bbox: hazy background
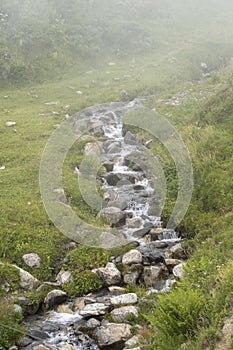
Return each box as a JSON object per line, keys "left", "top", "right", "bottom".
{"left": 1, "top": 0, "right": 233, "bottom": 86}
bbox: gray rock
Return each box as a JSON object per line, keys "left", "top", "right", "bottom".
{"left": 107, "top": 198, "right": 128, "bottom": 210}
{"left": 102, "top": 161, "right": 114, "bottom": 172}
{"left": 120, "top": 90, "right": 129, "bottom": 101}
{"left": 44, "top": 290, "right": 67, "bottom": 309}
{"left": 92, "top": 262, "right": 121, "bottom": 286}
{"left": 110, "top": 306, "right": 138, "bottom": 322}
{"left": 56, "top": 270, "right": 72, "bottom": 285}
{"left": 127, "top": 217, "right": 142, "bottom": 228}
{"left": 85, "top": 318, "right": 101, "bottom": 329}
{"left": 123, "top": 271, "right": 140, "bottom": 285}
{"left": 110, "top": 293, "right": 138, "bottom": 305}
{"left": 23, "top": 253, "right": 41, "bottom": 268}
{"left": 105, "top": 173, "right": 122, "bottom": 186}
{"left": 168, "top": 243, "right": 186, "bottom": 259}
{"left": 14, "top": 266, "right": 40, "bottom": 290}
{"left": 124, "top": 131, "right": 137, "bottom": 145}
{"left": 143, "top": 265, "right": 169, "bottom": 287}
{"left": 139, "top": 243, "right": 165, "bottom": 263}
{"left": 173, "top": 263, "right": 186, "bottom": 278}
{"left": 98, "top": 207, "right": 126, "bottom": 227}
{"left": 133, "top": 227, "right": 151, "bottom": 238}
{"left": 79, "top": 303, "right": 110, "bottom": 317}
{"left": 122, "top": 250, "right": 142, "bottom": 265}
{"left": 93, "top": 322, "right": 131, "bottom": 347}
{"left": 124, "top": 336, "right": 140, "bottom": 348}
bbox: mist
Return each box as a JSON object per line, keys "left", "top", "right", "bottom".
{"left": 1, "top": 0, "right": 233, "bottom": 85}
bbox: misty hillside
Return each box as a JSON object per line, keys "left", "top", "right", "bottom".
{"left": 1, "top": 1, "right": 233, "bottom": 350}
{"left": 1, "top": 0, "right": 233, "bottom": 85}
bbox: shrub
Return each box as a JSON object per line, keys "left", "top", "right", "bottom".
{"left": 63, "top": 270, "right": 102, "bottom": 297}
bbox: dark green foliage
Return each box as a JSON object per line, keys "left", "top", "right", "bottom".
{"left": 63, "top": 270, "right": 102, "bottom": 297}
{"left": 0, "top": 264, "right": 20, "bottom": 295}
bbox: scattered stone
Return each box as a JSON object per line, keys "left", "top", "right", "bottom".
{"left": 98, "top": 207, "right": 126, "bottom": 227}
{"left": 23, "top": 253, "right": 41, "bottom": 268}
{"left": 165, "top": 258, "right": 182, "bottom": 269}
{"left": 139, "top": 243, "right": 165, "bottom": 263}
{"left": 124, "top": 131, "right": 137, "bottom": 145}
{"left": 85, "top": 318, "right": 101, "bottom": 329}
{"left": 122, "top": 250, "right": 142, "bottom": 265}
{"left": 44, "top": 290, "right": 67, "bottom": 309}
{"left": 13, "top": 266, "right": 40, "bottom": 290}
{"left": 145, "top": 139, "right": 153, "bottom": 148}
{"left": 110, "top": 306, "right": 138, "bottom": 322}
{"left": 124, "top": 336, "right": 140, "bottom": 348}
{"left": 6, "top": 121, "right": 16, "bottom": 127}
{"left": 168, "top": 243, "right": 187, "bottom": 259}
{"left": 128, "top": 217, "right": 142, "bottom": 228}
{"left": 133, "top": 227, "right": 151, "bottom": 239}
{"left": 92, "top": 262, "right": 121, "bottom": 286}
{"left": 102, "top": 161, "right": 114, "bottom": 172}
{"left": 143, "top": 265, "right": 169, "bottom": 287}
{"left": 79, "top": 302, "right": 110, "bottom": 317}
{"left": 124, "top": 271, "right": 140, "bottom": 285}
{"left": 110, "top": 293, "right": 138, "bottom": 306}
{"left": 107, "top": 198, "right": 128, "bottom": 210}
{"left": 108, "top": 286, "right": 126, "bottom": 293}
{"left": 0, "top": 166, "right": 6, "bottom": 170}
{"left": 173, "top": 263, "right": 186, "bottom": 278}
{"left": 93, "top": 322, "right": 131, "bottom": 347}
{"left": 56, "top": 269, "right": 73, "bottom": 285}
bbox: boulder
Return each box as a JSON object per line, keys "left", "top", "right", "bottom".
{"left": 110, "top": 293, "right": 138, "bottom": 306}
{"left": 173, "top": 263, "right": 186, "bottom": 278}
{"left": 124, "top": 131, "right": 137, "bottom": 145}
{"left": 139, "top": 243, "right": 165, "bottom": 264}
{"left": 123, "top": 271, "right": 140, "bottom": 285}
{"left": 127, "top": 217, "right": 142, "bottom": 228}
{"left": 107, "top": 198, "right": 128, "bottom": 210}
{"left": 93, "top": 322, "right": 131, "bottom": 347}
{"left": 98, "top": 207, "right": 126, "bottom": 227}
{"left": 143, "top": 265, "right": 169, "bottom": 287}
{"left": 110, "top": 306, "right": 138, "bottom": 322}
{"left": 122, "top": 250, "right": 142, "bottom": 265}
{"left": 22, "top": 253, "right": 41, "bottom": 268}
{"left": 133, "top": 227, "right": 151, "bottom": 239}
{"left": 168, "top": 243, "right": 186, "bottom": 260}
{"left": 79, "top": 303, "right": 110, "bottom": 317}
{"left": 92, "top": 262, "right": 121, "bottom": 286}
{"left": 44, "top": 290, "right": 67, "bottom": 309}
{"left": 6, "top": 121, "right": 16, "bottom": 127}
{"left": 85, "top": 318, "right": 101, "bottom": 329}
{"left": 56, "top": 270, "right": 72, "bottom": 285}
{"left": 14, "top": 266, "right": 40, "bottom": 290}
{"left": 102, "top": 161, "right": 114, "bottom": 172}
{"left": 124, "top": 336, "right": 140, "bottom": 348}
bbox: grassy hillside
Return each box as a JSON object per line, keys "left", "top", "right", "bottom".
{"left": 1, "top": 0, "right": 233, "bottom": 348}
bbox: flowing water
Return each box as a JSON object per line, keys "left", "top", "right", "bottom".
{"left": 21, "top": 99, "right": 181, "bottom": 349}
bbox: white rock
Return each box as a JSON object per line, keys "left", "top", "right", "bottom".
{"left": 122, "top": 250, "right": 142, "bottom": 265}
{"left": 0, "top": 166, "right": 5, "bottom": 170}
{"left": 86, "top": 318, "right": 101, "bottom": 329}
{"left": 110, "top": 306, "right": 138, "bottom": 322}
{"left": 14, "top": 266, "right": 40, "bottom": 290}
{"left": 110, "top": 293, "right": 138, "bottom": 306}
{"left": 92, "top": 262, "right": 121, "bottom": 286}
{"left": 93, "top": 323, "right": 131, "bottom": 347}
{"left": 56, "top": 270, "right": 72, "bottom": 285}
{"left": 23, "top": 253, "right": 41, "bottom": 268}
{"left": 124, "top": 335, "right": 140, "bottom": 348}
{"left": 6, "top": 121, "right": 16, "bottom": 127}
{"left": 79, "top": 303, "right": 110, "bottom": 317}
{"left": 173, "top": 263, "right": 186, "bottom": 278}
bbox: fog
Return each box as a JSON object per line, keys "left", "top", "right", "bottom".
{"left": 1, "top": 0, "right": 233, "bottom": 85}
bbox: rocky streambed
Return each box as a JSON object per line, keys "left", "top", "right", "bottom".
{"left": 17, "top": 99, "right": 187, "bottom": 350}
